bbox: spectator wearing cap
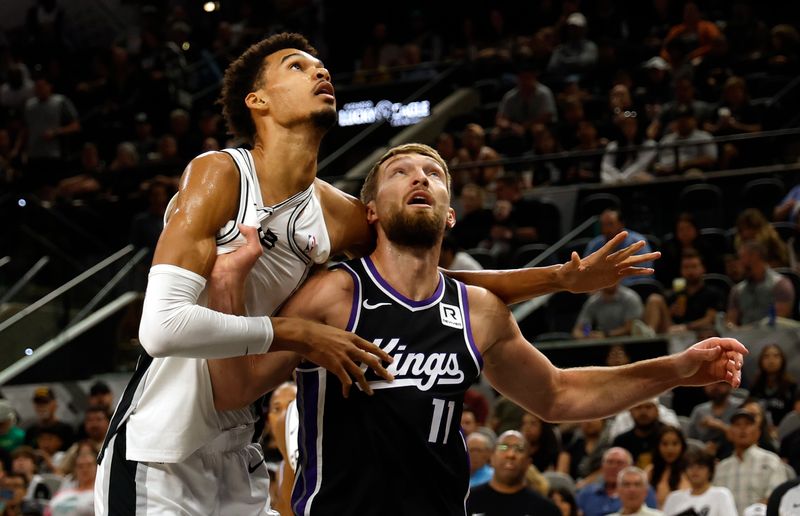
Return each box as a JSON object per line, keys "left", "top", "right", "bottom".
{"left": 654, "top": 103, "right": 717, "bottom": 175}
{"left": 25, "top": 387, "right": 73, "bottom": 451}
{"left": 0, "top": 400, "right": 24, "bottom": 454}
{"left": 714, "top": 409, "right": 789, "bottom": 514}
{"left": 634, "top": 57, "right": 672, "bottom": 112}
{"left": 547, "top": 13, "right": 598, "bottom": 78}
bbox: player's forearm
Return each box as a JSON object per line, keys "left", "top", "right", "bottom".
{"left": 138, "top": 264, "right": 272, "bottom": 359}
{"left": 444, "top": 266, "right": 563, "bottom": 305}
{"left": 546, "top": 355, "right": 681, "bottom": 421}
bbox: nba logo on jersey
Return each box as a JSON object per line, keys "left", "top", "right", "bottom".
{"left": 439, "top": 303, "right": 463, "bottom": 329}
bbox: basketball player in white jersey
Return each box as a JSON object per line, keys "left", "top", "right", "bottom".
{"left": 95, "top": 32, "right": 658, "bottom": 515}
{"left": 208, "top": 144, "right": 747, "bottom": 515}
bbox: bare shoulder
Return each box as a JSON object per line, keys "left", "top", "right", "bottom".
{"left": 464, "top": 284, "right": 517, "bottom": 355}
{"left": 279, "top": 266, "right": 355, "bottom": 326}
{"left": 181, "top": 151, "right": 239, "bottom": 189}
{"left": 314, "top": 178, "right": 373, "bottom": 257}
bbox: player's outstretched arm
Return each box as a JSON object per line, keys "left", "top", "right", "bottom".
{"left": 445, "top": 231, "right": 660, "bottom": 305}
{"left": 471, "top": 286, "right": 746, "bottom": 422}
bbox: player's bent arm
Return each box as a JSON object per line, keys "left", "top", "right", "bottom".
{"left": 473, "top": 287, "right": 746, "bottom": 422}
{"left": 315, "top": 179, "right": 375, "bottom": 258}
{"left": 139, "top": 152, "right": 273, "bottom": 359}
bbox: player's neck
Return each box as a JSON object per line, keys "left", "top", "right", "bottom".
{"left": 251, "top": 123, "right": 323, "bottom": 204}
{"left": 370, "top": 237, "right": 442, "bottom": 301}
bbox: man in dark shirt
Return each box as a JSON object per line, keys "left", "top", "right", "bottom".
{"left": 644, "top": 250, "right": 723, "bottom": 334}
{"left": 612, "top": 399, "right": 663, "bottom": 469}
{"left": 24, "top": 387, "right": 74, "bottom": 451}
{"left": 468, "top": 430, "right": 560, "bottom": 516}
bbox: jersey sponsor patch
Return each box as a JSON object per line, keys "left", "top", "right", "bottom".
{"left": 439, "top": 303, "right": 463, "bottom": 329}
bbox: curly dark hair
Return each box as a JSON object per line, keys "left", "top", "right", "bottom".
{"left": 218, "top": 33, "right": 318, "bottom": 143}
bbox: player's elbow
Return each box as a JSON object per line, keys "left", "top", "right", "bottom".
{"left": 138, "top": 308, "right": 184, "bottom": 358}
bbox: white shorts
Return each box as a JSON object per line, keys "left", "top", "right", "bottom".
{"left": 95, "top": 422, "right": 277, "bottom": 515}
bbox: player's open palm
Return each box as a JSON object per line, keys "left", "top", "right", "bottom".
{"left": 276, "top": 318, "right": 394, "bottom": 398}
{"left": 675, "top": 337, "right": 748, "bottom": 387}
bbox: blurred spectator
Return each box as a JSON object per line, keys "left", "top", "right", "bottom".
{"left": 657, "top": 213, "right": 722, "bottom": 285}
{"left": 131, "top": 112, "right": 156, "bottom": 159}
{"left": 654, "top": 105, "right": 717, "bottom": 175}
{"left": 634, "top": 57, "right": 672, "bottom": 114}
{"left": 547, "top": 13, "right": 598, "bottom": 78}
{"left": 660, "top": 2, "right": 722, "bottom": 65}
{"left": 714, "top": 409, "right": 789, "bottom": 514}
{"left": 726, "top": 241, "right": 794, "bottom": 328}
{"left": 494, "top": 175, "right": 548, "bottom": 245}
{"left": 564, "top": 120, "right": 603, "bottom": 184}
{"left": 555, "top": 95, "right": 585, "bottom": 151}
{"left": 494, "top": 61, "right": 557, "bottom": 151}
{"left": 25, "top": 388, "right": 73, "bottom": 452}
{"left": 21, "top": 75, "right": 80, "bottom": 198}
{"left": 609, "top": 466, "right": 663, "bottom": 516}
{"left": 148, "top": 134, "right": 180, "bottom": 168}
{"left": 576, "top": 447, "right": 657, "bottom": 516}
{"left": 357, "top": 22, "right": 401, "bottom": 80}
{"left": 451, "top": 183, "right": 492, "bottom": 251}
{"left": 440, "top": 234, "right": 482, "bottom": 271}
{"left": 86, "top": 382, "right": 112, "bottom": 414}
{"left": 644, "top": 250, "right": 724, "bottom": 334}
{"left": 734, "top": 209, "right": 789, "bottom": 268}
{"left": 25, "top": 0, "right": 65, "bottom": 63}
{"left": 0, "top": 472, "right": 39, "bottom": 516}
{"left": 749, "top": 345, "right": 797, "bottom": 428}
{"left": 11, "top": 446, "right": 50, "bottom": 502}
{"left": 520, "top": 413, "right": 561, "bottom": 473}
{"left": 738, "top": 398, "right": 779, "bottom": 454}
{"left": 55, "top": 142, "right": 104, "bottom": 201}
{"left": 598, "top": 84, "right": 638, "bottom": 139}
{"left": 44, "top": 451, "right": 95, "bottom": 516}
{"left": 773, "top": 184, "right": 800, "bottom": 224}
{"left": 32, "top": 427, "right": 63, "bottom": 475}
{"left": 662, "top": 447, "right": 737, "bottom": 516}
{"left": 491, "top": 396, "right": 525, "bottom": 436}
{"left": 693, "top": 35, "right": 734, "bottom": 102}
{"left": 608, "top": 401, "right": 680, "bottom": 442}
{"left": 649, "top": 77, "right": 712, "bottom": 140}
{"left": 461, "top": 406, "right": 479, "bottom": 436}
{"left": 109, "top": 142, "right": 139, "bottom": 173}
{"left": 129, "top": 178, "right": 174, "bottom": 267}
{"left": 168, "top": 108, "right": 199, "bottom": 161}
{"left": 0, "top": 64, "right": 35, "bottom": 113}
{"left": 548, "top": 486, "right": 579, "bottom": 516}
{"left": 467, "top": 432, "right": 494, "bottom": 488}
{"left": 467, "top": 430, "right": 561, "bottom": 516}
{"left": 61, "top": 407, "right": 108, "bottom": 476}
{"left": 529, "top": 126, "right": 567, "bottom": 186}
{"left": 583, "top": 209, "right": 654, "bottom": 285}
{"left": 452, "top": 123, "right": 502, "bottom": 187}
{"left": 703, "top": 77, "right": 763, "bottom": 168}
{"left": 571, "top": 284, "right": 644, "bottom": 339}
{"left": 612, "top": 399, "right": 664, "bottom": 469}
{"left": 646, "top": 426, "right": 689, "bottom": 508}
{"left": 0, "top": 401, "right": 24, "bottom": 454}
{"left": 558, "top": 419, "right": 609, "bottom": 483}
{"left": 600, "top": 112, "right": 656, "bottom": 184}
{"left": 766, "top": 24, "right": 800, "bottom": 75}
{"left": 687, "top": 382, "right": 739, "bottom": 457}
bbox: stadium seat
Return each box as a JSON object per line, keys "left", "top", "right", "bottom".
{"left": 741, "top": 177, "right": 785, "bottom": 219}
{"left": 698, "top": 227, "right": 733, "bottom": 255}
{"left": 627, "top": 278, "right": 665, "bottom": 303}
{"left": 702, "top": 273, "right": 735, "bottom": 306}
{"left": 511, "top": 243, "right": 556, "bottom": 269}
{"left": 772, "top": 221, "right": 799, "bottom": 243}
{"left": 545, "top": 291, "right": 587, "bottom": 333}
{"left": 678, "top": 184, "right": 725, "bottom": 229}
{"left": 578, "top": 193, "right": 621, "bottom": 221}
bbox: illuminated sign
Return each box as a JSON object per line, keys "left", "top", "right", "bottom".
{"left": 338, "top": 100, "right": 431, "bottom": 127}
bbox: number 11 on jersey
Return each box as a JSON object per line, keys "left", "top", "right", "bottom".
{"left": 428, "top": 398, "right": 456, "bottom": 444}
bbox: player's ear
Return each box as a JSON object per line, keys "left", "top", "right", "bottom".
{"left": 245, "top": 91, "right": 268, "bottom": 113}
{"left": 365, "top": 200, "right": 378, "bottom": 224}
{"left": 446, "top": 207, "right": 456, "bottom": 229}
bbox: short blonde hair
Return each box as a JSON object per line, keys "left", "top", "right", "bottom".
{"left": 360, "top": 143, "right": 451, "bottom": 204}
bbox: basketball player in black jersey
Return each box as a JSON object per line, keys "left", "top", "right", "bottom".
{"left": 209, "top": 143, "right": 747, "bottom": 515}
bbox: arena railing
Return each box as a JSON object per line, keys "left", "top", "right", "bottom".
{"left": 0, "top": 246, "right": 147, "bottom": 381}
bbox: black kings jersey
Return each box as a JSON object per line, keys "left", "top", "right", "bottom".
{"left": 292, "top": 256, "right": 483, "bottom": 516}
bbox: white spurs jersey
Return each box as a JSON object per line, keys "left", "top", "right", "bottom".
{"left": 121, "top": 148, "right": 331, "bottom": 463}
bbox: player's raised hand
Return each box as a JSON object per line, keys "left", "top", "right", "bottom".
{"left": 558, "top": 231, "right": 661, "bottom": 293}
{"left": 272, "top": 317, "right": 394, "bottom": 398}
{"left": 674, "top": 337, "right": 748, "bottom": 387}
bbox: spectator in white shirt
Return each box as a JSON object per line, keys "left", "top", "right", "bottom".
{"left": 713, "top": 409, "right": 789, "bottom": 514}
{"left": 654, "top": 104, "right": 717, "bottom": 175}
{"left": 662, "top": 447, "right": 737, "bottom": 516}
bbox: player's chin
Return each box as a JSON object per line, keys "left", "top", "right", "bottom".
{"left": 310, "top": 106, "right": 337, "bottom": 130}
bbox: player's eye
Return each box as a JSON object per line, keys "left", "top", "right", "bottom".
{"left": 290, "top": 62, "right": 302, "bottom": 70}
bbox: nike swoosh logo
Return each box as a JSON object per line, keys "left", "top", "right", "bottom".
{"left": 362, "top": 299, "right": 391, "bottom": 310}
{"left": 248, "top": 458, "right": 265, "bottom": 474}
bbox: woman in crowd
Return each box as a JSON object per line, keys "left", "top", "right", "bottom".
{"left": 45, "top": 452, "right": 96, "bottom": 516}
{"left": 734, "top": 208, "right": 789, "bottom": 267}
{"left": 521, "top": 412, "right": 562, "bottom": 472}
{"left": 647, "top": 425, "right": 690, "bottom": 508}
{"left": 600, "top": 111, "right": 656, "bottom": 184}
{"left": 748, "top": 344, "right": 797, "bottom": 427}
{"left": 549, "top": 486, "right": 579, "bottom": 516}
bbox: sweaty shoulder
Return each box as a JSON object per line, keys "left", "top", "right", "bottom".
{"left": 314, "top": 178, "right": 373, "bottom": 257}
{"left": 279, "top": 266, "right": 355, "bottom": 329}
